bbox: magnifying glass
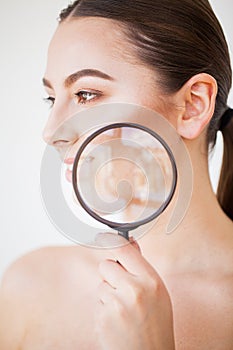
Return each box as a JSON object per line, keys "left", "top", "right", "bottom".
{"left": 41, "top": 103, "right": 193, "bottom": 247}
{"left": 72, "top": 122, "right": 177, "bottom": 240}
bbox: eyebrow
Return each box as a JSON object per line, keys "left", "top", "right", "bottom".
{"left": 42, "top": 69, "right": 115, "bottom": 89}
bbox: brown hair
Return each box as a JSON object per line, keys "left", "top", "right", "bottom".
{"left": 59, "top": 0, "right": 233, "bottom": 220}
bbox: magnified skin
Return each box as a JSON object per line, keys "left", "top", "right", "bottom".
{"left": 77, "top": 126, "right": 174, "bottom": 223}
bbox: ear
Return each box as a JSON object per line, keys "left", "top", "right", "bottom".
{"left": 176, "top": 73, "right": 218, "bottom": 139}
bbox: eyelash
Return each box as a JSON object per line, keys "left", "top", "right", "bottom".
{"left": 75, "top": 90, "right": 100, "bottom": 105}
{"left": 43, "top": 96, "right": 55, "bottom": 108}
{"left": 43, "top": 90, "right": 101, "bottom": 108}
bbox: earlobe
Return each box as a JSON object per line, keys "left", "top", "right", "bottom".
{"left": 177, "top": 73, "right": 218, "bottom": 140}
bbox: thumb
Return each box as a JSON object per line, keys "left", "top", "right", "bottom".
{"left": 95, "top": 232, "right": 141, "bottom": 253}
{"left": 129, "top": 236, "right": 141, "bottom": 254}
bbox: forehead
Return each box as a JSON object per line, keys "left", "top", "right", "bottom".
{"left": 45, "top": 17, "right": 136, "bottom": 80}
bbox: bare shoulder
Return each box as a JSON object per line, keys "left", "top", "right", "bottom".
{"left": 0, "top": 245, "right": 98, "bottom": 295}
{"left": 0, "top": 245, "right": 99, "bottom": 349}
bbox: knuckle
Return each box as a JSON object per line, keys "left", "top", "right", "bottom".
{"left": 99, "top": 259, "right": 116, "bottom": 276}
{"left": 129, "top": 282, "right": 145, "bottom": 305}
{"left": 128, "top": 277, "right": 161, "bottom": 306}
{"left": 148, "top": 277, "right": 160, "bottom": 293}
{"left": 97, "top": 281, "right": 110, "bottom": 302}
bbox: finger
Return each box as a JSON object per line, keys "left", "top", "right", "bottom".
{"left": 95, "top": 232, "right": 129, "bottom": 249}
{"left": 99, "top": 259, "right": 134, "bottom": 289}
{"left": 98, "top": 280, "right": 116, "bottom": 305}
{"left": 129, "top": 236, "right": 141, "bottom": 253}
{"left": 96, "top": 233, "right": 154, "bottom": 277}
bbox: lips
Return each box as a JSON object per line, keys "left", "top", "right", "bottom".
{"left": 64, "top": 158, "right": 74, "bottom": 183}
{"left": 64, "top": 154, "right": 96, "bottom": 183}
{"left": 64, "top": 158, "right": 75, "bottom": 165}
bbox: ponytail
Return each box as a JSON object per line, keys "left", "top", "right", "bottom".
{"left": 217, "top": 108, "right": 233, "bottom": 220}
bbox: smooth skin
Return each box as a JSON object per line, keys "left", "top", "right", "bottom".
{"left": 0, "top": 18, "right": 233, "bottom": 350}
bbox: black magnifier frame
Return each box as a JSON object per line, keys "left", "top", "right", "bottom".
{"left": 72, "top": 122, "right": 177, "bottom": 240}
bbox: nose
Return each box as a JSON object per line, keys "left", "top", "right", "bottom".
{"left": 43, "top": 106, "right": 64, "bottom": 145}
{"left": 43, "top": 105, "right": 79, "bottom": 148}
{"left": 43, "top": 118, "right": 68, "bottom": 146}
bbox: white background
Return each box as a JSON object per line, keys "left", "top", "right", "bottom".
{"left": 0, "top": 1, "right": 232, "bottom": 280}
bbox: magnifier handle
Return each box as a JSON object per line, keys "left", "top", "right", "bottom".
{"left": 118, "top": 231, "right": 129, "bottom": 240}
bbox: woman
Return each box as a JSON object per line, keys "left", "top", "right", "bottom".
{"left": 0, "top": 0, "right": 233, "bottom": 349}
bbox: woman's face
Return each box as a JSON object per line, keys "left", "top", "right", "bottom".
{"left": 43, "top": 17, "right": 176, "bottom": 187}
{"left": 43, "top": 17, "right": 178, "bottom": 221}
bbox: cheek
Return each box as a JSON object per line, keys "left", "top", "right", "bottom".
{"left": 141, "top": 91, "right": 180, "bottom": 130}
{"left": 118, "top": 75, "right": 166, "bottom": 115}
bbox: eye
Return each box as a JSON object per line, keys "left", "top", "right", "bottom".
{"left": 74, "top": 90, "right": 101, "bottom": 105}
{"left": 43, "top": 96, "right": 55, "bottom": 108}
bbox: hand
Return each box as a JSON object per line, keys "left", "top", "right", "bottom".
{"left": 94, "top": 233, "right": 175, "bottom": 350}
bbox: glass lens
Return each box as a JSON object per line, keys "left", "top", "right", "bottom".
{"left": 73, "top": 125, "right": 175, "bottom": 227}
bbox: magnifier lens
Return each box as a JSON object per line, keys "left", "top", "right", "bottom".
{"left": 72, "top": 124, "right": 176, "bottom": 233}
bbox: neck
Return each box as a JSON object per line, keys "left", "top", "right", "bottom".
{"left": 138, "top": 139, "right": 228, "bottom": 273}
